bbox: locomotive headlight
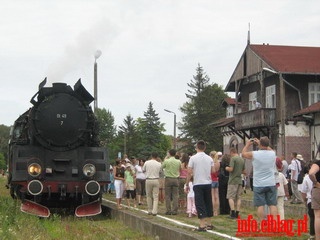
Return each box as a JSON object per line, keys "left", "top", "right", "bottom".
{"left": 28, "top": 163, "right": 42, "bottom": 177}
{"left": 83, "top": 164, "right": 96, "bottom": 177}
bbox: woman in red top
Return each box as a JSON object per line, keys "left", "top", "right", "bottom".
{"left": 178, "top": 153, "right": 189, "bottom": 208}
{"left": 210, "top": 151, "right": 221, "bottom": 216}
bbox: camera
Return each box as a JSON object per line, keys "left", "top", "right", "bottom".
{"left": 250, "top": 138, "right": 254, "bottom": 142}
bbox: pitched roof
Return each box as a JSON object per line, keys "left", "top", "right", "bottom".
{"left": 294, "top": 101, "right": 320, "bottom": 116}
{"left": 250, "top": 44, "right": 320, "bottom": 74}
{"left": 224, "top": 97, "right": 237, "bottom": 105}
{"left": 221, "top": 97, "right": 241, "bottom": 108}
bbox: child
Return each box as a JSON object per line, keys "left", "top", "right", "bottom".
{"left": 276, "top": 157, "right": 289, "bottom": 220}
{"left": 184, "top": 176, "right": 197, "bottom": 217}
{"left": 107, "top": 166, "right": 115, "bottom": 194}
{"left": 124, "top": 164, "right": 136, "bottom": 208}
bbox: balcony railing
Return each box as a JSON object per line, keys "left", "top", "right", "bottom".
{"left": 235, "top": 108, "right": 276, "bottom": 130}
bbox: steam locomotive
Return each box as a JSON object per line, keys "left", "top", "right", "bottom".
{"left": 7, "top": 79, "right": 109, "bottom": 217}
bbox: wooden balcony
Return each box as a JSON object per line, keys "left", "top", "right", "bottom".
{"left": 235, "top": 108, "right": 276, "bottom": 130}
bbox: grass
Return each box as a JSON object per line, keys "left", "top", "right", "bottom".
{"left": 1, "top": 175, "right": 311, "bottom": 240}
{"left": 0, "top": 177, "right": 153, "bottom": 240}
{"left": 103, "top": 188, "right": 311, "bottom": 240}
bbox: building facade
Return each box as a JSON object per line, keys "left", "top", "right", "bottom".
{"left": 214, "top": 43, "right": 320, "bottom": 163}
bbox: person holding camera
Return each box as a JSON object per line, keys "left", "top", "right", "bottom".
{"left": 241, "top": 136, "right": 278, "bottom": 222}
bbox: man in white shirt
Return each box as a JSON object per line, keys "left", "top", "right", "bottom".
{"left": 186, "top": 140, "right": 215, "bottom": 232}
{"left": 143, "top": 152, "right": 162, "bottom": 216}
{"left": 290, "top": 152, "right": 303, "bottom": 204}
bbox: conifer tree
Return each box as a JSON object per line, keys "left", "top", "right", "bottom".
{"left": 180, "top": 64, "right": 227, "bottom": 152}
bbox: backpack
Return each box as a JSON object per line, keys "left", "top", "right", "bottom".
{"left": 295, "top": 160, "right": 305, "bottom": 184}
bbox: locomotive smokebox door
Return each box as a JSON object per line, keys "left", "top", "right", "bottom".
{"left": 32, "top": 93, "right": 88, "bottom": 150}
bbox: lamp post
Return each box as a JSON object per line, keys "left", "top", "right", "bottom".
{"left": 164, "top": 109, "right": 176, "bottom": 149}
{"left": 94, "top": 50, "right": 102, "bottom": 113}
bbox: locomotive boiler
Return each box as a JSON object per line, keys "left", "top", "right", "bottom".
{"left": 7, "top": 79, "right": 109, "bottom": 217}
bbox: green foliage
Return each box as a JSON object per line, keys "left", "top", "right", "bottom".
{"left": 95, "top": 108, "right": 118, "bottom": 159}
{"left": 179, "top": 64, "right": 228, "bottom": 152}
{"left": 95, "top": 108, "right": 117, "bottom": 145}
{"left": 135, "top": 102, "right": 168, "bottom": 159}
{"left": 94, "top": 105, "right": 170, "bottom": 161}
{"left": 0, "top": 124, "right": 10, "bottom": 161}
{"left": 0, "top": 153, "right": 6, "bottom": 170}
{"left": 118, "top": 114, "right": 139, "bottom": 158}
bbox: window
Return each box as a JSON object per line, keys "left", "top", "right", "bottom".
{"left": 266, "top": 85, "right": 276, "bottom": 108}
{"left": 226, "top": 105, "right": 233, "bottom": 118}
{"left": 248, "top": 92, "right": 257, "bottom": 110}
{"left": 309, "top": 83, "right": 320, "bottom": 105}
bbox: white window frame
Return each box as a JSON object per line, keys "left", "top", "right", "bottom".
{"left": 309, "top": 83, "right": 320, "bottom": 105}
{"left": 266, "top": 85, "right": 276, "bottom": 108}
{"left": 226, "top": 105, "right": 233, "bottom": 118}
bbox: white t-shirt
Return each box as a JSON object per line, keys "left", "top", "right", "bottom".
{"left": 135, "top": 165, "right": 146, "bottom": 180}
{"left": 290, "top": 159, "right": 301, "bottom": 181}
{"left": 277, "top": 172, "right": 288, "bottom": 197}
{"left": 300, "top": 174, "right": 313, "bottom": 204}
{"left": 188, "top": 152, "right": 213, "bottom": 186}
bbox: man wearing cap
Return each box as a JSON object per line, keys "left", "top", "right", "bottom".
{"left": 290, "top": 152, "right": 303, "bottom": 204}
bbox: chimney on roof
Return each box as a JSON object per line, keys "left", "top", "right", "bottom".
{"left": 247, "top": 23, "right": 250, "bottom": 45}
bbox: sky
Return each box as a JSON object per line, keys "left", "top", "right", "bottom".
{"left": 1, "top": 0, "right": 320, "bottom": 136}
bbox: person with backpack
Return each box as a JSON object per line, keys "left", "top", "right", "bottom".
{"left": 290, "top": 152, "right": 303, "bottom": 204}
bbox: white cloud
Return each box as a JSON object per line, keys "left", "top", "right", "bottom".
{"left": 0, "top": 0, "right": 320, "bottom": 137}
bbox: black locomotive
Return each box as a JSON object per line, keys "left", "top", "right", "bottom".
{"left": 7, "top": 79, "right": 109, "bottom": 217}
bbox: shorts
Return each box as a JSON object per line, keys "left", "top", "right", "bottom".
{"left": 126, "top": 189, "right": 136, "bottom": 199}
{"left": 211, "top": 181, "right": 219, "bottom": 188}
{"left": 136, "top": 178, "right": 146, "bottom": 195}
{"left": 253, "top": 185, "right": 277, "bottom": 207}
{"left": 226, "top": 184, "right": 242, "bottom": 200}
{"left": 311, "top": 188, "right": 320, "bottom": 210}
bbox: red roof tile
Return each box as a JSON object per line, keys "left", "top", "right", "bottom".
{"left": 294, "top": 101, "right": 320, "bottom": 116}
{"left": 251, "top": 44, "right": 320, "bottom": 74}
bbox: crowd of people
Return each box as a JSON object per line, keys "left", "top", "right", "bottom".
{"left": 106, "top": 138, "right": 320, "bottom": 239}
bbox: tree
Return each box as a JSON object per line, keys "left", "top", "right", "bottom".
{"left": 95, "top": 108, "right": 117, "bottom": 159}
{"left": 135, "top": 102, "right": 170, "bottom": 159}
{"left": 0, "top": 124, "right": 10, "bottom": 161}
{"left": 179, "top": 64, "right": 227, "bottom": 152}
{"left": 118, "top": 114, "right": 138, "bottom": 158}
{"left": 0, "top": 152, "right": 6, "bottom": 170}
